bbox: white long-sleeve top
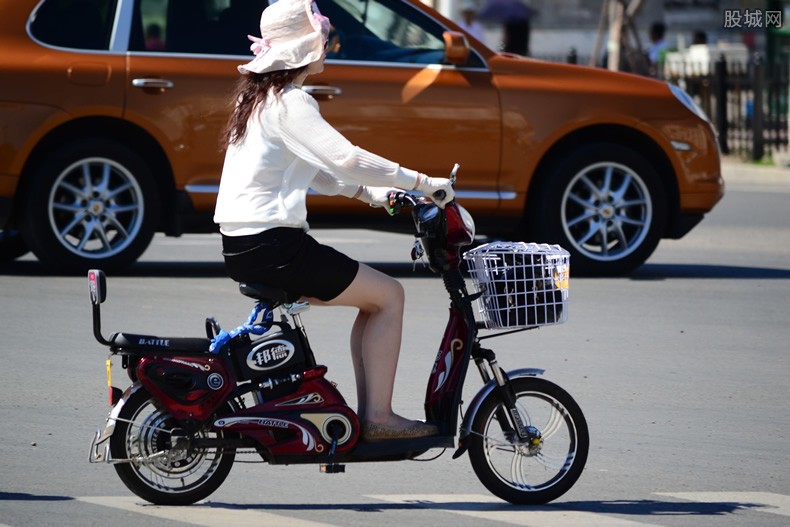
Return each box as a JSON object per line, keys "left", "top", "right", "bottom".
{"left": 214, "top": 84, "right": 420, "bottom": 236}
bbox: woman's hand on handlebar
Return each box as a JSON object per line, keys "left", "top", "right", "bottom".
{"left": 382, "top": 172, "right": 456, "bottom": 215}
{"left": 414, "top": 174, "right": 455, "bottom": 208}
{"left": 358, "top": 186, "right": 402, "bottom": 213}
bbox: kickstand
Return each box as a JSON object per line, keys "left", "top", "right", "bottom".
{"left": 319, "top": 437, "right": 345, "bottom": 474}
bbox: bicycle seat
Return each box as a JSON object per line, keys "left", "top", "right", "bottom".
{"left": 109, "top": 332, "right": 210, "bottom": 355}
{"left": 239, "top": 282, "right": 299, "bottom": 304}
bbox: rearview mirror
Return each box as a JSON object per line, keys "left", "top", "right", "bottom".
{"left": 443, "top": 31, "right": 470, "bottom": 66}
{"left": 88, "top": 269, "right": 107, "bottom": 305}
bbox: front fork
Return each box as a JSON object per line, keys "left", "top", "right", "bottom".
{"left": 452, "top": 345, "right": 544, "bottom": 459}
{"left": 475, "top": 346, "right": 536, "bottom": 440}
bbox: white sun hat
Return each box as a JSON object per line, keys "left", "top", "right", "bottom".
{"left": 238, "top": 0, "right": 330, "bottom": 75}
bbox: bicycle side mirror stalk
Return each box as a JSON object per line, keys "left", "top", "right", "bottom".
{"left": 88, "top": 269, "right": 111, "bottom": 346}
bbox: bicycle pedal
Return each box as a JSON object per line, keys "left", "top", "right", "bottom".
{"left": 320, "top": 463, "right": 345, "bottom": 474}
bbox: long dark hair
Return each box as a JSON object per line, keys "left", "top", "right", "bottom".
{"left": 223, "top": 67, "right": 307, "bottom": 148}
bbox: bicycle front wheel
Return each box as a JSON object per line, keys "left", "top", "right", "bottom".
{"left": 468, "top": 377, "right": 588, "bottom": 504}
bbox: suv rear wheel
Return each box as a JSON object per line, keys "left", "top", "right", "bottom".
{"left": 530, "top": 143, "right": 667, "bottom": 276}
{"left": 21, "top": 138, "right": 160, "bottom": 273}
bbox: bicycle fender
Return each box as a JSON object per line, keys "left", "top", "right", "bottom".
{"left": 451, "top": 368, "right": 544, "bottom": 460}
{"left": 89, "top": 382, "right": 144, "bottom": 463}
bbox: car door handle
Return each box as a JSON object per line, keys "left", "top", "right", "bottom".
{"left": 131, "top": 78, "right": 174, "bottom": 90}
{"left": 302, "top": 85, "right": 342, "bottom": 99}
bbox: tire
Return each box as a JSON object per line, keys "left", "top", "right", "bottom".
{"left": 110, "top": 389, "right": 235, "bottom": 505}
{"left": 20, "top": 138, "right": 160, "bottom": 273}
{"left": 468, "top": 377, "right": 589, "bottom": 505}
{"left": 0, "top": 229, "right": 29, "bottom": 262}
{"left": 530, "top": 143, "right": 667, "bottom": 276}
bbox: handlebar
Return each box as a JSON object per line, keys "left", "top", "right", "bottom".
{"left": 387, "top": 163, "right": 460, "bottom": 215}
{"left": 449, "top": 162, "right": 460, "bottom": 185}
{"left": 386, "top": 190, "right": 421, "bottom": 216}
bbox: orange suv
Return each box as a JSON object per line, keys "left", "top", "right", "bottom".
{"left": 0, "top": 0, "right": 723, "bottom": 275}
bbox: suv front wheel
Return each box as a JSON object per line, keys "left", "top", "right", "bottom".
{"left": 530, "top": 143, "right": 667, "bottom": 276}
{"left": 21, "top": 138, "right": 160, "bottom": 273}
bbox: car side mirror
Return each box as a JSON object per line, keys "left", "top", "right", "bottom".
{"left": 443, "top": 31, "right": 470, "bottom": 66}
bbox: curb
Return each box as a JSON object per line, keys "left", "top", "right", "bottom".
{"left": 721, "top": 159, "right": 790, "bottom": 186}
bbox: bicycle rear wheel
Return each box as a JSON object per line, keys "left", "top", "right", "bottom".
{"left": 110, "top": 389, "right": 235, "bottom": 505}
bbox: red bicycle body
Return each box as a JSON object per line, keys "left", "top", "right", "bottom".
{"left": 87, "top": 175, "right": 589, "bottom": 506}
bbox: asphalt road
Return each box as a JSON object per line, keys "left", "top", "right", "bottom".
{"left": 1, "top": 165, "right": 788, "bottom": 526}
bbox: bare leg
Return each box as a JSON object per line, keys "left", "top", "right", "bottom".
{"left": 308, "top": 263, "right": 416, "bottom": 428}
{"left": 350, "top": 310, "right": 368, "bottom": 420}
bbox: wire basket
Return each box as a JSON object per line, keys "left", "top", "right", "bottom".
{"left": 464, "top": 242, "right": 570, "bottom": 329}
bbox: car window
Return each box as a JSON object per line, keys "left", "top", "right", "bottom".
{"left": 30, "top": 0, "right": 118, "bottom": 50}
{"left": 316, "top": 0, "right": 484, "bottom": 67}
{"left": 127, "top": 0, "right": 483, "bottom": 68}
{"left": 130, "top": 0, "right": 260, "bottom": 55}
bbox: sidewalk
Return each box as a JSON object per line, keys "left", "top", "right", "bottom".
{"left": 721, "top": 157, "right": 790, "bottom": 186}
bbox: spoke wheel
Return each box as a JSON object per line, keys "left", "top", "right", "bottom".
{"left": 468, "top": 377, "right": 588, "bottom": 504}
{"left": 110, "top": 389, "right": 235, "bottom": 505}
{"left": 21, "top": 138, "right": 159, "bottom": 273}
{"left": 48, "top": 157, "right": 144, "bottom": 259}
{"left": 531, "top": 143, "right": 666, "bottom": 275}
{"left": 562, "top": 161, "right": 652, "bottom": 263}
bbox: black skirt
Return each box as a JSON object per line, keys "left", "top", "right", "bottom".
{"left": 221, "top": 227, "right": 359, "bottom": 302}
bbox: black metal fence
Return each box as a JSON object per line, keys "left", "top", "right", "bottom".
{"left": 667, "top": 54, "right": 788, "bottom": 160}
{"left": 545, "top": 50, "right": 790, "bottom": 161}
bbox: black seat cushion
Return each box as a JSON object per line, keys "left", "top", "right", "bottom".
{"left": 239, "top": 282, "right": 298, "bottom": 303}
{"left": 110, "top": 333, "right": 210, "bottom": 354}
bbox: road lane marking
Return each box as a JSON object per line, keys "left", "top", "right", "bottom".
{"left": 367, "top": 494, "right": 665, "bottom": 526}
{"left": 69, "top": 492, "right": 790, "bottom": 526}
{"left": 76, "top": 496, "right": 338, "bottom": 527}
{"left": 656, "top": 492, "right": 790, "bottom": 517}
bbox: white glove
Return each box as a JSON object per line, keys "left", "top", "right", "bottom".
{"left": 415, "top": 175, "right": 455, "bottom": 208}
{"left": 357, "top": 186, "right": 400, "bottom": 213}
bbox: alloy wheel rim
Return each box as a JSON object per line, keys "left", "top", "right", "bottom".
{"left": 561, "top": 162, "right": 652, "bottom": 262}
{"left": 48, "top": 157, "right": 144, "bottom": 259}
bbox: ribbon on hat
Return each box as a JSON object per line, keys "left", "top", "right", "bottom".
{"left": 311, "top": 1, "right": 330, "bottom": 43}
{"left": 312, "top": 13, "right": 330, "bottom": 42}
{"left": 247, "top": 35, "right": 271, "bottom": 56}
